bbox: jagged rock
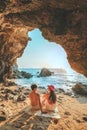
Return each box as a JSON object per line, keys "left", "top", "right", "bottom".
{"left": 58, "top": 88, "right": 65, "bottom": 93}
{"left": 4, "top": 89, "right": 16, "bottom": 95}
{"left": 12, "top": 64, "right": 32, "bottom": 79}
{"left": 0, "top": 60, "right": 5, "bottom": 81}
{"left": 21, "top": 71, "right": 32, "bottom": 78}
{"left": 23, "top": 89, "right": 30, "bottom": 95}
{"left": 17, "top": 94, "right": 26, "bottom": 102}
{"left": 64, "top": 111, "right": 71, "bottom": 115}
{"left": 6, "top": 94, "right": 14, "bottom": 100}
{"left": 0, "top": 104, "right": 5, "bottom": 107}
{"left": 0, "top": 60, "right": 5, "bottom": 75}
{"left": 0, "top": 0, "right": 8, "bottom": 12}
{"left": 65, "top": 92, "right": 72, "bottom": 96}
{"left": 4, "top": 81, "right": 17, "bottom": 86}
{"left": 0, "top": 111, "right": 7, "bottom": 121}
{"left": 13, "top": 96, "right": 18, "bottom": 102}
{"left": 82, "top": 117, "right": 87, "bottom": 122}
{"left": 65, "top": 90, "right": 73, "bottom": 96}
{"left": 38, "top": 86, "right": 46, "bottom": 89}
{"left": 39, "top": 68, "right": 52, "bottom": 77}
{"left": 72, "top": 83, "right": 87, "bottom": 96}
{"left": 18, "top": 0, "right": 32, "bottom": 4}
{"left": 38, "top": 126, "right": 44, "bottom": 130}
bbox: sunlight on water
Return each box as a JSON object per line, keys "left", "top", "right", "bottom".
{"left": 16, "top": 29, "right": 87, "bottom": 90}
{"left": 15, "top": 68, "right": 87, "bottom": 90}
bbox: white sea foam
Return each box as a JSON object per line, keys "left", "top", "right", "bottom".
{"left": 14, "top": 68, "right": 87, "bottom": 90}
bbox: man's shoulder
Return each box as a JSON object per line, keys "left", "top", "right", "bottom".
{"left": 36, "top": 93, "right": 40, "bottom": 97}
{"left": 29, "top": 92, "right": 40, "bottom": 97}
{"left": 29, "top": 92, "right": 32, "bottom": 95}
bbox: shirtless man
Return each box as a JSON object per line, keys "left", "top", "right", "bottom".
{"left": 29, "top": 84, "right": 42, "bottom": 112}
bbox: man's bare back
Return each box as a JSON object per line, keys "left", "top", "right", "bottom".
{"left": 29, "top": 91, "right": 40, "bottom": 108}
{"left": 29, "top": 84, "right": 42, "bottom": 112}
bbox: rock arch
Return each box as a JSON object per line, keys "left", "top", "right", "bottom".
{"left": 0, "top": 0, "right": 87, "bottom": 81}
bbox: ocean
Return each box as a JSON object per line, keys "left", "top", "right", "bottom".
{"left": 15, "top": 68, "right": 87, "bottom": 91}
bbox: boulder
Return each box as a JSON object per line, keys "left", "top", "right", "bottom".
{"left": 17, "top": 94, "right": 26, "bottom": 102}
{"left": 0, "top": 111, "right": 7, "bottom": 121}
{"left": 18, "top": 0, "right": 32, "bottom": 4}
{"left": 39, "top": 68, "right": 52, "bottom": 77}
{"left": 58, "top": 88, "right": 65, "bottom": 93}
{"left": 65, "top": 91, "right": 72, "bottom": 96}
{"left": 21, "top": 71, "right": 32, "bottom": 78}
{"left": 72, "top": 83, "right": 87, "bottom": 96}
{"left": 12, "top": 64, "right": 32, "bottom": 79}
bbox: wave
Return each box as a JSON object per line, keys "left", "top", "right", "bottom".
{"left": 14, "top": 68, "right": 87, "bottom": 89}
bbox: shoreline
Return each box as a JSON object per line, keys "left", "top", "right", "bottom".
{"left": 0, "top": 83, "right": 87, "bottom": 130}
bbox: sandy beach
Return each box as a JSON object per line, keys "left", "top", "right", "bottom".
{"left": 0, "top": 83, "right": 87, "bottom": 130}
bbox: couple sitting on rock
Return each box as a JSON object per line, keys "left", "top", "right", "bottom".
{"left": 29, "top": 84, "right": 57, "bottom": 113}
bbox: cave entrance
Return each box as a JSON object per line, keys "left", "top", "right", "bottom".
{"left": 16, "top": 28, "right": 87, "bottom": 88}
{"left": 17, "top": 28, "right": 74, "bottom": 73}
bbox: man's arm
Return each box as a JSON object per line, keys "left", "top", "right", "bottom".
{"left": 37, "top": 94, "right": 43, "bottom": 112}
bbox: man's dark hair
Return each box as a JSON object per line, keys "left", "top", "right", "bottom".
{"left": 31, "top": 84, "right": 37, "bottom": 90}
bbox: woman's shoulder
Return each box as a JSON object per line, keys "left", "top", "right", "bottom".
{"left": 43, "top": 93, "right": 49, "bottom": 98}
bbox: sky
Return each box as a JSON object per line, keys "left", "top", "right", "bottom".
{"left": 17, "top": 28, "right": 75, "bottom": 73}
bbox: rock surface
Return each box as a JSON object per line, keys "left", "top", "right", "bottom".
{"left": 72, "top": 83, "right": 87, "bottom": 96}
{"left": 0, "top": 83, "right": 30, "bottom": 102}
{"left": 0, "top": 111, "right": 7, "bottom": 122}
{"left": 13, "top": 70, "right": 32, "bottom": 79}
{"left": 0, "top": 83, "right": 87, "bottom": 130}
{"left": 39, "top": 68, "right": 52, "bottom": 77}
{"left": 0, "top": 0, "right": 87, "bottom": 81}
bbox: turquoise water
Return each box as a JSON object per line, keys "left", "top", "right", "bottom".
{"left": 15, "top": 68, "right": 87, "bottom": 90}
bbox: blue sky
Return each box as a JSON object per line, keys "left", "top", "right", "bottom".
{"left": 17, "top": 28, "right": 74, "bottom": 73}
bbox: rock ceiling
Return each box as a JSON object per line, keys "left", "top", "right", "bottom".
{"left": 0, "top": 0, "right": 87, "bottom": 81}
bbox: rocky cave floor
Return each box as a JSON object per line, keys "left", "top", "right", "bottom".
{"left": 0, "top": 82, "right": 87, "bottom": 130}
